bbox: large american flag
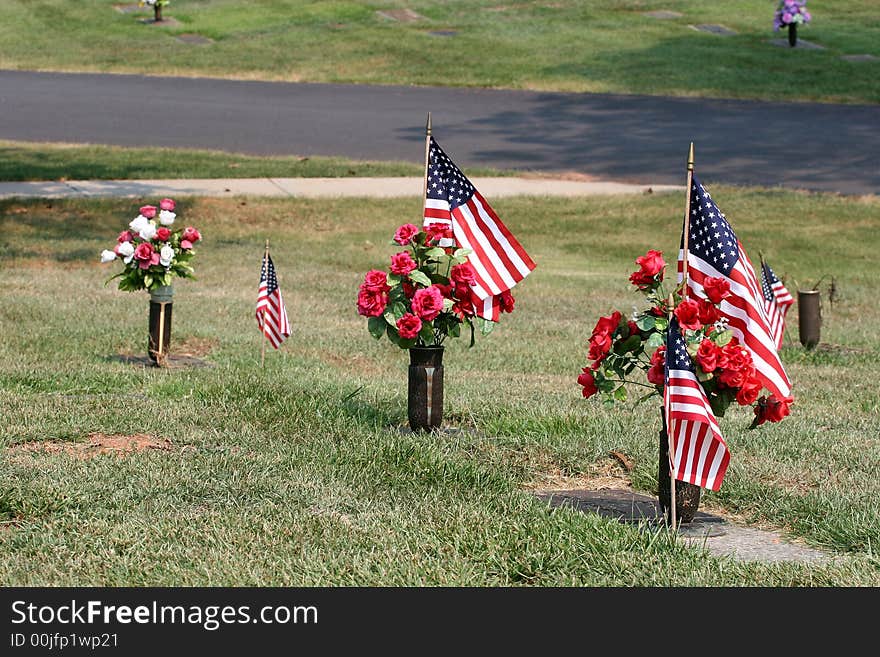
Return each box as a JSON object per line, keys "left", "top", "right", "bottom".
{"left": 256, "top": 253, "right": 291, "bottom": 349}
{"left": 423, "top": 136, "right": 536, "bottom": 321}
{"left": 664, "top": 317, "right": 730, "bottom": 491}
{"left": 761, "top": 259, "right": 794, "bottom": 349}
{"left": 678, "top": 175, "right": 791, "bottom": 399}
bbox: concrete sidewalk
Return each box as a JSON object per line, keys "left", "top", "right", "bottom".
{"left": 0, "top": 177, "right": 682, "bottom": 200}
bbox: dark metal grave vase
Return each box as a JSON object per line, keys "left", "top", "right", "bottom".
{"left": 797, "top": 289, "right": 821, "bottom": 349}
{"left": 788, "top": 22, "right": 797, "bottom": 47}
{"left": 658, "top": 408, "right": 701, "bottom": 524}
{"left": 154, "top": 4, "right": 163, "bottom": 22}
{"left": 148, "top": 284, "right": 173, "bottom": 365}
{"left": 408, "top": 346, "right": 444, "bottom": 432}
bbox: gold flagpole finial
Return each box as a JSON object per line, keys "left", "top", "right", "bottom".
{"left": 687, "top": 142, "right": 695, "bottom": 172}
{"left": 426, "top": 112, "right": 432, "bottom": 137}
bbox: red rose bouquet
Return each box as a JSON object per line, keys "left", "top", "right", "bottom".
{"left": 578, "top": 249, "right": 792, "bottom": 428}
{"left": 100, "top": 199, "right": 201, "bottom": 292}
{"left": 357, "top": 222, "right": 514, "bottom": 348}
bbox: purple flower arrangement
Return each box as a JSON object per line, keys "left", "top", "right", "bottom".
{"left": 774, "top": 0, "right": 811, "bottom": 31}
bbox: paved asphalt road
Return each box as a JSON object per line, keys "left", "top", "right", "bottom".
{"left": 0, "top": 70, "right": 877, "bottom": 194}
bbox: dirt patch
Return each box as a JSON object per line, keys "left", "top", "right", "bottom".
{"left": 524, "top": 455, "right": 633, "bottom": 491}
{"left": 174, "top": 336, "right": 219, "bottom": 358}
{"left": 10, "top": 433, "right": 171, "bottom": 459}
{"left": 520, "top": 170, "right": 605, "bottom": 182}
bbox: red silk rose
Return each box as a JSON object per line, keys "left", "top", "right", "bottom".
{"left": 674, "top": 299, "right": 702, "bottom": 331}
{"left": 156, "top": 227, "right": 171, "bottom": 242}
{"left": 695, "top": 339, "right": 721, "bottom": 373}
{"left": 393, "top": 223, "right": 419, "bottom": 246}
{"left": 451, "top": 263, "right": 477, "bottom": 286}
{"left": 425, "top": 223, "right": 453, "bottom": 242}
{"left": 592, "top": 311, "right": 622, "bottom": 339}
{"left": 133, "top": 242, "right": 159, "bottom": 269}
{"left": 500, "top": 291, "right": 515, "bottom": 314}
{"left": 646, "top": 346, "right": 666, "bottom": 385}
{"left": 357, "top": 288, "right": 388, "bottom": 317}
{"left": 362, "top": 269, "right": 391, "bottom": 294}
{"left": 578, "top": 368, "right": 598, "bottom": 399}
{"left": 697, "top": 299, "right": 721, "bottom": 325}
{"left": 182, "top": 227, "right": 201, "bottom": 243}
{"left": 703, "top": 277, "right": 731, "bottom": 304}
{"left": 735, "top": 377, "right": 763, "bottom": 406}
{"left": 396, "top": 313, "right": 422, "bottom": 339}
{"left": 412, "top": 286, "right": 444, "bottom": 321}
{"left": 390, "top": 251, "right": 417, "bottom": 276}
{"left": 117, "top": 230, "right": 133, "bottom": 243}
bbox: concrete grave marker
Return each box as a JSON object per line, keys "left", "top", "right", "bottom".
{"left": 768, "top": 38, "right": 825, "bottom": 49}
{"left": 691, "top": 24, "right": 737, "bottom": 36}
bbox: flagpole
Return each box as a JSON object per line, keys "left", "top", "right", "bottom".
{"left": 666, "top": 293, "right": 678, "bottom": 531}
{"left": 680, "top": 142, "right": 695, "bottom": 289}
{"left": 260, "top": 239, "right": 269, "bottom": 368}
{"left": 422, "top": 112, "right": 432, "bottom": 209}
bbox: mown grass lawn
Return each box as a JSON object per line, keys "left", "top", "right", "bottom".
{"left": 0, "top": 140, "right": 427, "bottom": 182}
{"left": 1, "top": 188, "right": 878, "bottom": 585}
{"left": 0, "top": 1, "right": 877, "bottom": 103}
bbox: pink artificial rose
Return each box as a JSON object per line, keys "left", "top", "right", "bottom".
{"left": 362, "top": 269, "right": 390, "bottom": 293}
{"left": 159, "top": 198, "right": 176, "bottom": 211}
{"left": 182, "top": 227, "right": 201, "bottom": 243}
{"left": 117, "top": 230, "right": 133, "bottom": 243}
{"left": 155, "top": 227, "right": 171, "bottom": 242}
{"left": 393, "top": 223, "right": 419, "bottom": 245}
{"left": 411, "top": 285, "right": 445, "bottom": 321}
{"left": 396, "top": 313, "right": 423, "bottom": 340}
{"left": 451, "top": 263, "right": 477, "bottom": 286}
{"left": 390, "top": 251, "right": 417, "bottom": 276}
{"left": 425, "top": 222, "right": 453, "bottom": 242}
{"left": 133, "top": 242, "right": 157, "bottom": 269}
{"left": 356, "top": 288, "right": 388, "bottom": 317}
{"left": 139, "top": 205, "right": 157, "bottom": 219}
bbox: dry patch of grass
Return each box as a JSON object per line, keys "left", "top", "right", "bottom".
{"left": 524, "top": 454, "right": 634, "bottom": 491}
{"left": 9, "top": 433, "right": 171, "bottom": 459}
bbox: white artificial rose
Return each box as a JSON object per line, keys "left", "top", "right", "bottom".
{"left": 100, "top": 249, "right": 117, "bottom": 263}
{"left": 159, "top": 245, "right": 175, "bottom": 268}
{"left": 159, "top": 210, "right": 176, "bottom": 226}
{"left": 129, "top": 214, "right": 149, "bottom": 233}
{"left": 117, "top": 241, "right": 135, "bottom": 264}
{"left": 139, "top": 221, "right": 158, "bottom": 241}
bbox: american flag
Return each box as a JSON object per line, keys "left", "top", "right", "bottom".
{"left": 678, "top": 175, "right": 791, "bottom": 399}
{"left": 256, "top": 253, "right": 291, "bottom": 349}
{"left": 423, "top": 136, "right": 536, "bottom": 321}
{"left": 761, "top": 259, "right": 794, "bottom": 349}
{"left": 664, "top": 317, "right": 730, "bottom": 491}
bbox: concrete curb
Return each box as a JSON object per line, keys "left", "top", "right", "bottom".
{"left": 0, "top": 177, "right": 684, "bottom": 200}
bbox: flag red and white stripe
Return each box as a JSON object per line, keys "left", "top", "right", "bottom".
{"left": 678, "top": 176, "right": 791, "bottom": 399}
{"left": 256, "top": 252, "right": 291, "bottom": 348}
{"left": 423, "top": 136, "right": 535, "bottom": 321}
{"left": 664, "top": 318, "right": 730, "bottom": 491}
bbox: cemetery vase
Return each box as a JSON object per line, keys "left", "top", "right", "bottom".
{"left": 408, "top": 346, "right": 444, "bottom": 432}
{"left": 788, "top": 23, "right": 797, "bottom": 47}
{"left": 148, "top": 284, "right": 173, "bottom": 365}
{"left": 658, "top": 408, "right": 701, "bottom": 524}
{"left": 797, "top": 289, "right": 821, "bottom": 349}
{"left": 155, "top": 5, "right": 163, "bottom": 22}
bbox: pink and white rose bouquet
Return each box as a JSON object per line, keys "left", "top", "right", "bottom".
{"left": 100, "top": 199, "right": 201, "bottom": 292}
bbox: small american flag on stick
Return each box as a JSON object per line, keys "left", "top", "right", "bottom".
{"left": 760, "top": 258, "right": 794, "bottom": 349}
{"left": 678, "top": 175, "right": 792, "bottom": 400}
{"left": 664, "top": 317, "right": 730, "bottom": 491}
{"left": 256, "top": 247, "right": 290, "bottom": 351}
{"left": 423, "top": 134, "right": 536, "bottom": 321}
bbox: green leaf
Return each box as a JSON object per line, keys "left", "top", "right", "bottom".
{"left": 613, "top": 386, "right": 628, "bottom": 402}
{"left": 409, "top": 270, "right": 431, "bottom": 287}
{"left": 144, "top": 274, "right": 153, "bottom": 288}
{"left": 453, "top": 248, "right": 472, "bottom": 260}
{"left": 636, "top": 315, "right": 656, "bottom": 331}
{"left": 418, "top": 321, "right": 434, "bottom": 344}
{"left": 399, "top": 338, "right": 416, "bottom": 350}
{"left": 646, "top": 332, "right": 664, "bottom": 349}
{"left": 654, "top": 318, "right": 669, "bottom": 331}
{"left": 387, "top": 273, "right": 401, "bottom": 287}
{"left": 620, "top": 335, "right": 642, "bottom": 353}
{"left": 448, "top": 322, "right": 461, "bottom": 338}
{"left": 368, "top": 316, "right": 386, "bottom": 340}
{"left": 425, "top": 247, "right": 446, "bottom": 260}
{"left": 390, "top": 302, "right": 406, "bottom": 320}
{"left": 696, "top": 369, "right": 713, "bottom": 382}
{"left": 478, "top": 318, "right": 495, "bottom": 336}
{"left": 385, "top": 325, "right": 400, "bottom": 346}
{"left": 383, "top": 310, "right": 397, "bottom": 327}
{"left": 714, "top": 329, "right": 733, "bottom": 346}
